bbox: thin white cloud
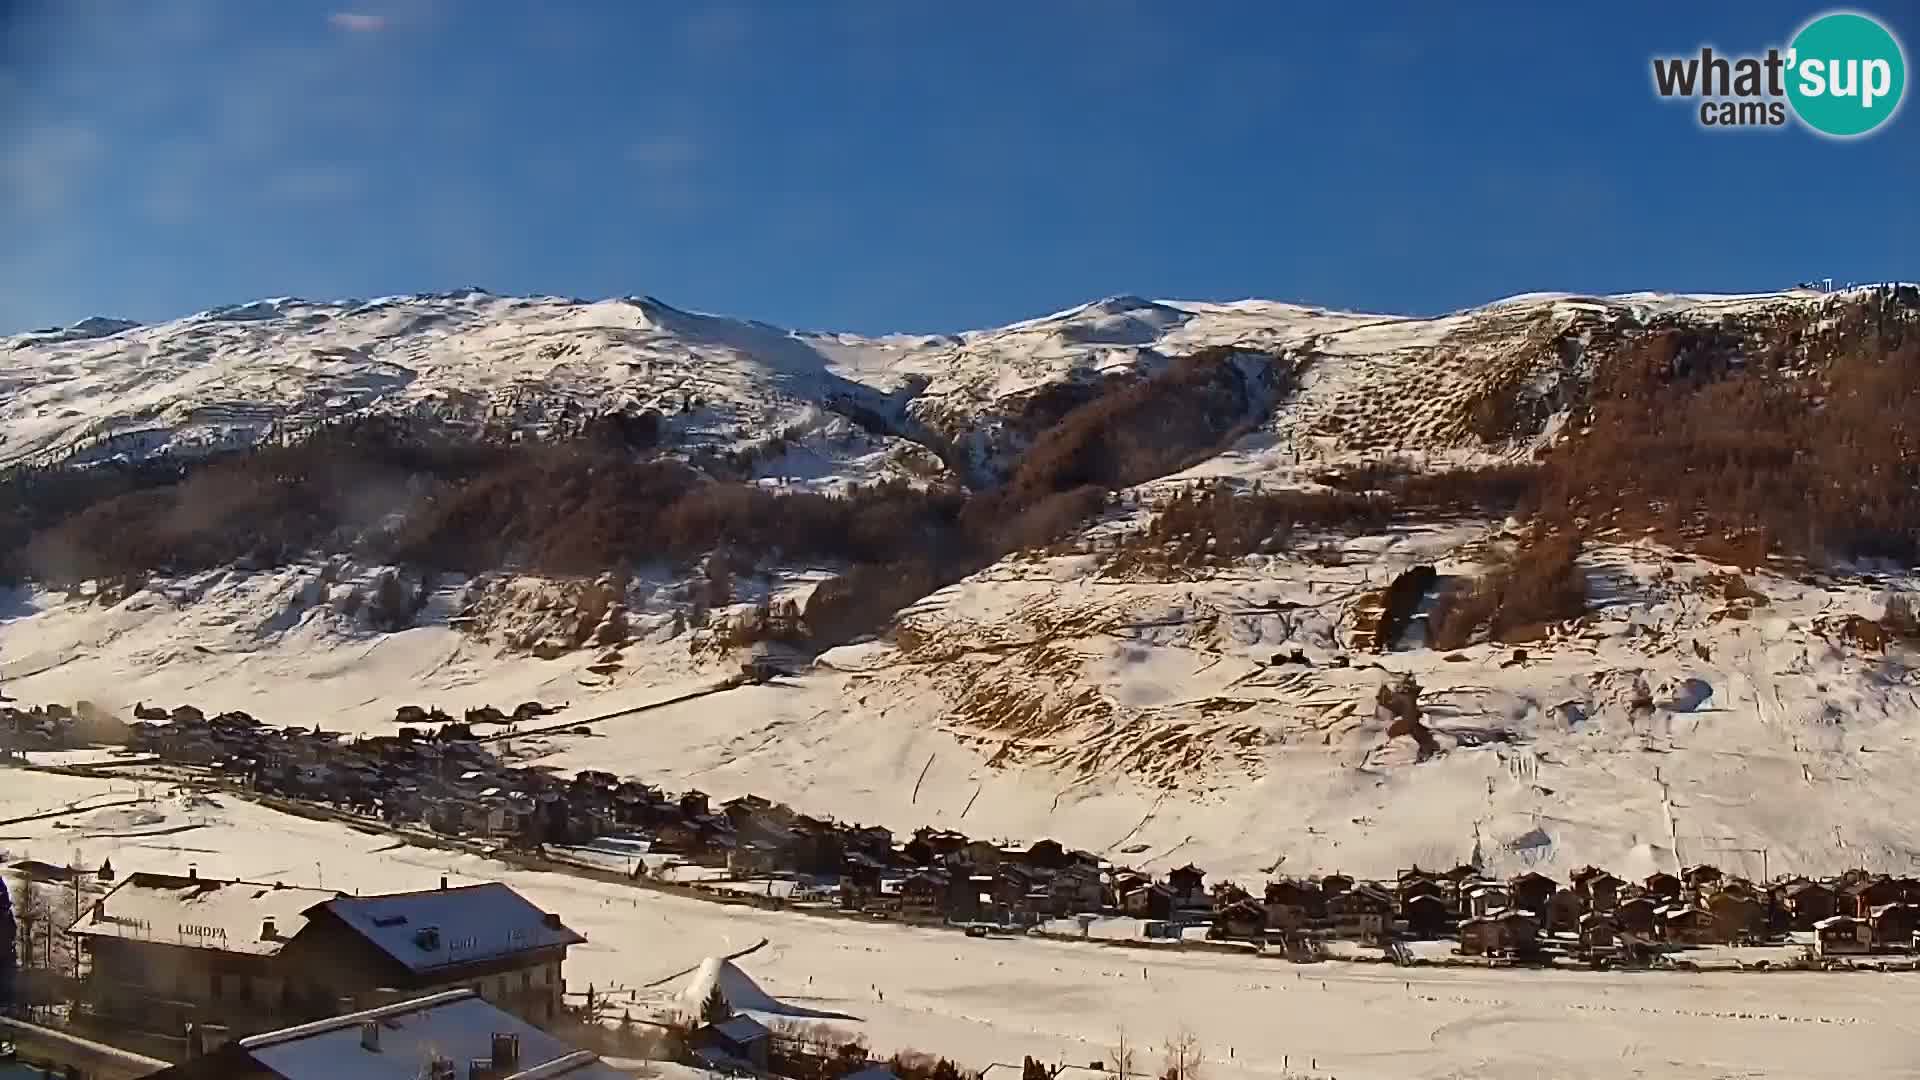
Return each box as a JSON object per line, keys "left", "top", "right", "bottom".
{"left": 328, "top": 11, "right": 389, "bottom": 32}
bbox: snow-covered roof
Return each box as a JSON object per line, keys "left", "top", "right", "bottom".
{"left": 236, "top": 989, "right": 627, "bottom": 1079}
{"left": 1814, "top": 915, "right": 1861, "bottom": 929}
{"left": 66, "top": 872, "right": 338, "bottom": 956}
{"left": 706, "top": 1014, "right": 771, "bottom": 1045}
{"left": 310, "top": 882, "right": 585, "bottom": 975}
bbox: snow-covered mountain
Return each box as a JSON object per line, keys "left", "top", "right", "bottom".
{"left": 4, "top": 285, "right": 1870, "bottom": 482}
{"left": 5, "top": 283, "right": 1919, "bottom": 886}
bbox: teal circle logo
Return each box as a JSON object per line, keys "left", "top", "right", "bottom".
{"left": 1786, "top": 11, "right": 1907, "bottom": 137}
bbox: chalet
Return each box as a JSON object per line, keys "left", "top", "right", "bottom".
{"left": 1680, "top": 864, "right": 1723, "bottom": 893}
{"left": 1655, "top": 904, "right": 1715, "bottom": 946}
{"left": 1123, "top": 883, "right": 1174, "bottom": 921}
{"left": 1167, "top": 864, "right": 1207, "bottom": 905}
{"left": 679, "top": 790, "right": 711, "bottom": 819}
{"left": 847, "top": 825, "right": 895, "bottom": 862}
{"left": 720, "top": 794, "right": 776, "bottom": 830}
{"left": 1402, "top": 893, "right": 1451, "bottom": 938}
{"left": 1319, "top": 873, "right": 1355, "bottom": 897}
{"left": 1108, "top": 870, "right": 1151, "bottom": 910}
{"left": 1845, "top": 875, "right": 1904, "bottom": 919}
{"left": 1570, "top": 866, "right": 1624, "bottom": 912}
{"left": 1328, "top": 885, "right": 1393, "bottom": 943}
{"left": 1779, "top": 880, "right": 1838, "bottom": 930}
{"left": 1460, "top": 910, "right": 1538, "bottom": 957}
{"left": 788, "top": 818, "right": 847, "bottom": 877}
{"left": 1210, "top": 881, "right": 1254, "bottom": 909}
{"left": 991, "top": 865, "right": 1041, "bottom": 923}
{"left": 1263, "top": 879, "right": 1323, "bottom": 928}
{"left": 68, "top": 871, "right": 340, "bottom": 1033}
{"left": 281, "top": 881, "right": 584, "bottom": 1024}
{"left": 1617, "top": 895, "right": 1657, "bottom": 935}
{"left": 1463, "top": 882, "right": 1511, "bottom": 919}
{"left": 1814, "top": 915, "right": 1870, "bottom": 957}
{"left": 1442, "top": 864, "right": 1483, "bottom": 885}
{"left": 1395, "top": 873, "right": 1446, "bottom": 910}
{"left": 1704, "top": 890, "right": 1766, "bottom": 944}
{"left": 68, "top": 872, "right": 586, "bottom": 1036}
{"left": 1049, "top": 863, "right": 1105, "bottom": 917}
{"left": 952, "top": 874, "right": 994, "bottom": 924}
{"left": 1212, "top": 898, "right": 1267, "bottom": 941}
{"left": 1642, "top": 872, "right": 1681, "bottom": 901}
{"left": 1577, "top": 912, "right": 1618, "bottom": 954}
{"left": 1869, "top": 902, "right": 1918, "bottom": 952}
{"left": 959, "top": 841, "right": 1007, "bottom": 873}
{"left": 1023, "top": 839, "right": 1069, "bottom": 870}
{"left": 1544, "top": 889, "right": 1583, "bottom": 933}
{"left": 144, "top": 989, "right": 627, "bottom": 1079}
{"left": 1497, "top": 909, "right": 1541, "bottom": 953}
{"left": 844, "top": 851, "right": 889, "bottom": 893}
{"left": 900, "top": 870, "right": 950, "bottom": 922}
{"left": 905, "top": 828, "right": 969, "bottom": 865}
{"left": 1508, "top": 872, "right": 1558, "bottom": 918}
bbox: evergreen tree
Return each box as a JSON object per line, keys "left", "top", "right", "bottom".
{"left": 700, "top": 984, "right": 732, "bottom": 1024}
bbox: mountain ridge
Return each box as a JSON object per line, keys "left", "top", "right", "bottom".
{"left": 3, "top": 280, "right": 1918, "bottom": 884}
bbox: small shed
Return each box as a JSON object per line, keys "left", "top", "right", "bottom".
{"left": 697, "top": 1014, "right": 772, "bottom": 1070}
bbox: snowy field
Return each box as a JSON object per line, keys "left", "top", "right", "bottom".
{"left": 5, "top": 530, "right": 1919, "bottom": 889}
{"left": 6, "top": 770, "right": 1920, "bottom": 1080}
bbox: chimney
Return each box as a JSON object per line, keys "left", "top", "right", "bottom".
{"left": 90, "top": 900, "right": 104, "bottom": 924}
{"left": 428, "top": 1058, "right": 455, "bottom": 1080}
{"left": 440, "top": 876, "right": 449, "bottom": 890}
{"left": 542, "top": 912, "right": 562, "bottom": 930}
{"left": 188, "top": 865, "right": 198, "bottom": 881}
{"left": 360, "top": 1020, "right": 381, "bottom": 1053}
{"left": 465, "top": 1060, "right": 493, "bottom": 1080}
{"left": 261, "top": 917, "right": 278, "bottom": 940}
{"left": 491, "top": 1033, "right": 520, "bottom": 1072}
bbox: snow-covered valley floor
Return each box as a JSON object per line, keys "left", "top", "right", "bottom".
{"left": 5, "top": 770, "right": 1920, "bottom": 1080}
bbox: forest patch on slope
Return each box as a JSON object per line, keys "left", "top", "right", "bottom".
{"left": 1111, "top": 292, "right": 1919, "bottom": 645}
{"left": 1, "top": 348, "right": 1277, "bottom": 650}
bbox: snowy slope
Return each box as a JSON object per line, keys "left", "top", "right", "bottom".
{"left": 5, "top": 284, "right": 1919, "bottom": 889}
{"left": 5, "top": 770, "right": 1920, "bottom": 1080}
{"left": 4, "top": 528, "right": 1915, "bottom": 887}
{"left": 1, "top": 285, "right": 1868, "bottom": 483}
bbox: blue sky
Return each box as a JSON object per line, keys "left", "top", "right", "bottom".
{"left": 2, "top": 1, "right": 1915, "bottom": 335}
